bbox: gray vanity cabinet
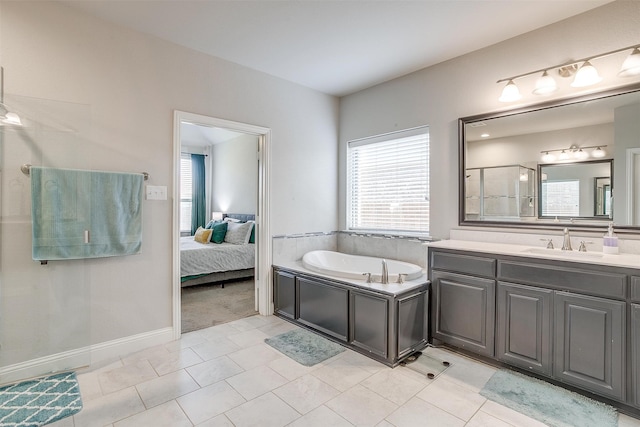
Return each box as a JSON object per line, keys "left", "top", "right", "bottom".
{"left": 496, "top": 282, "right": 552, "bottom": 376}
{"left": 297, "top": 276, "right": 349, "bottom": 341}
{"left": 274, "top": 270, "right": 296, "bottom": 319}
{"left": 631, "top": 276, "right": 640, "bottom": 407}
{"left": 431, "top": 271, "right": 495, "bottom": 357}
{"left": 633, "top": 304, "right": 640, "bottom": 408}
{"left": 553, "top": 292, "right": 626, "bottom": 401}
{"left": 350, "top": 290, "right": 389, "bottom": 358}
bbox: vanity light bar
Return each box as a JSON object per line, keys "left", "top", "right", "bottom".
{"left": 498, "top": 44, "right": 640, "bottom": 102}
{"left": 540, "top": 145, "right": 607, "bottom": 162}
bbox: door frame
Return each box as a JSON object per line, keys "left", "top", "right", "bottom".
{"left": 172, "top": 110, "right": 272, "bottom": 340}
{"left": 627, "top": 147, "right": 640, "bottom": 224}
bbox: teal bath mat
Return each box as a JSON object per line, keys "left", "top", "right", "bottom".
{"left": 480, "top": 369, "right": 617, "bottom": 427}
{"left": 265, "top": 328, "right": 345, "bottom": 366}
{"left": 0, "top": 371, "right": 82, "bottom": 427}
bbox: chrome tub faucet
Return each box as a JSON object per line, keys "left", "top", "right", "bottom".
{"left": 381, "top": 259, "right": 389, "bottom": 284}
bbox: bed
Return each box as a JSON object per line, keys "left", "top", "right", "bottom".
{"left": 180, "top": 213, "right": 255, "bottom": 287}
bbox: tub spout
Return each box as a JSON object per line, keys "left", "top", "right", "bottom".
{"left": 381, "top": 259, "right": 389, "bottom": 284}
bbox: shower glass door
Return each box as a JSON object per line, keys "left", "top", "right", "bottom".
{"left": 0, "top": 94, "right": 91, "bottom": 385}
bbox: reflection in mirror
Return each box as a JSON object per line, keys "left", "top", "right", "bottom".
{"left": 594, "top": 177, "right": 612, "bottom": 217}
{"left": 537, "top": 160, "right": 612, "bottom": 220}
{"left": 460, "top": 84, "right": 640, "bottom": 230}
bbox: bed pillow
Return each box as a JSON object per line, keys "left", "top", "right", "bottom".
{"left": 193, "top": 227, "right": 213, "bottom": 244}
{"left": 210, "top": 221, "right": 228, "bottom": 244}
{"left": 223, "top": 217, "right": 241, "bottom": 223}
{"left": 224, "top": 221, "right": 253, "bottom": 244}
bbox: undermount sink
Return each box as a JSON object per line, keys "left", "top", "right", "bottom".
{"left": 521, "top": 247, "right": 604, "bottom": 259}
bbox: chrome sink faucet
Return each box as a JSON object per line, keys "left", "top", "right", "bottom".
{"left": 381, "top": 259, "right": 389, "bottom": 284}
{"left": 562, "top": 228, "right": 572, "bottom": 251}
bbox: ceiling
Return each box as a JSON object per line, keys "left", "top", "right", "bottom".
{"left": 62, "top": 0, "right": 612, "bottom": 97}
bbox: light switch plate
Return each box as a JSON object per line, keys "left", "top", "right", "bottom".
{"left": 146, "top": 185, "right": 167, "bottom": 200}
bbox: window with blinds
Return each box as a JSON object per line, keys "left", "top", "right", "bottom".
{"left": 541, "top": 180, "right": 580, "bottom": 217}
{"left": 180, "top": 155, "right": 193, "bottom": 233}
{"left": 347, "top": 127, "right": 429, "bottom": 234}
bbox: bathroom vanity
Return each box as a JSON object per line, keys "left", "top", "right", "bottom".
{"left": 272, "top": 263, "right": 429, "bottom": 366}
{"left": 428, "top": 240, "right": 640, "bottom": 412}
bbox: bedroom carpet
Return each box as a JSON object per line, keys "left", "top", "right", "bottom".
{"left": 181, "top": 279, "right": 257, "bottom": 333}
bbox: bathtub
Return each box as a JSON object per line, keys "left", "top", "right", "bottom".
{"left": 301, "top": 250, "right": 423, "bottom": 282}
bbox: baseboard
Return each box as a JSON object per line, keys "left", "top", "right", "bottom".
{"left": 0, "top": 327, "right": 175, "bottom": 385}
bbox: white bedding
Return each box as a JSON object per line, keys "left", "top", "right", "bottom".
{"left": 180, "top": 236, "right": 255, "bottom": 277}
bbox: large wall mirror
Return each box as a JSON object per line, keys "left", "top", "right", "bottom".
{"left": 459, "top": 83, "right": 640, "bottom": 231}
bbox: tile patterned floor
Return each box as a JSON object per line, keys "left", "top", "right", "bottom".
{"left": 47, "top": 315, "right": 640, "bottom": 427}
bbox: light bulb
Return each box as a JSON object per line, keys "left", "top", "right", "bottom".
{"left": 541, "top": 152, "right": 556, "bottom": 163}
{"left": 574, "top": 148, "right": 589, "bottom": 160}
{"left": 532, "top": 70, "right": 558, "bottom": 95}
{"left": 558, "top": 150, "right": 570, "bottom": 160}
{"left": 618, "top": 47, "right": 640, "bottom": 77}
{"left": 571, "top": 61, "right": 602, "bottom": 87}
{"left": 499, "top": 80, "right": 521, "bottom": 102}
{"left": 592, "top": 147, "right": 606, "bottom": 158}
{"left": 2, "top": 112, "right": 22, "bottom": 126}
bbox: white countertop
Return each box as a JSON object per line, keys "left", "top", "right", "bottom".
{"left": 274, "top": 260, "right": 428, "bottom": 296}
{"left": 429, "top": 240, "right": 640, "bottom": 270}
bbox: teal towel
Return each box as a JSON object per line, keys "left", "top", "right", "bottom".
{"left": 31, "top": 166, "right": 143, "bottom": 261}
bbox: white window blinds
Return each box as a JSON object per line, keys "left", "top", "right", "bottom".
{"left": 180, "top": 155, "right": 193, "bottom": 232}
{"left": 541, "top": 180, "right": 580, "bottom": 217}
{"left": 348, "top": 127, "right": 429, "bottom": 234}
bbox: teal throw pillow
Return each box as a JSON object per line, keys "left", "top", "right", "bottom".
{"left": 249, "top": 222, "right": 255, "bottom": 243}
{"left": 211, "top": 221, "right": 228, "bottom": 243}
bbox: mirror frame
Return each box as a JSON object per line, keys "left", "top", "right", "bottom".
{"left": 458, "top": 82, "right": 640, "bottom": 233}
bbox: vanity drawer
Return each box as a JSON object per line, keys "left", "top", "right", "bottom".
{"left": 632, "top": 277, "right": 640, "bottom": 303}
{"left": 431, "top": 251, "right": 496, "bottom": 278}
{"left": 498, "top": 260, "right": 626, "bottom": 300}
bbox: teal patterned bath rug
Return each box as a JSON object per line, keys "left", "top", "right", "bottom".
{"left": 0, "top": 371, "right": 82, "bottom": 427}
{"left": 481, "top": 369, "right": 617, "bottom": 427}
{"left": 265, "top": 328, "right": 345, "bottom": 366}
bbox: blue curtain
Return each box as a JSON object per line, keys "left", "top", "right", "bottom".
{"left": 191, "top": 154, "right": 206, "bottom": 235}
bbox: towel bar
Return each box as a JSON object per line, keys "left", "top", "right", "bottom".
{"left": 21, "top": 164, "right": 149, "bottom": 180}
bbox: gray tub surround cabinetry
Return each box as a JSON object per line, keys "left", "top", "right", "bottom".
{"left": 428, "top": 240, "right": 640, "bottom": 412}
{"left": 273, "top": 263, "right": 429, "bottom": 366}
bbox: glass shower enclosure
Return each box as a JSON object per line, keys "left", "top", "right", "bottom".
{"left": 465, "top": 164, "right": 536, "bottom": 221}
{"left": 0, "top": 94, "right": 91, "bottom": 385}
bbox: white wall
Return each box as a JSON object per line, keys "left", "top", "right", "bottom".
{"left": 339, "top": 1, "right": 640, "bottom": 239}
{"left": 613, "top": 102, "right": 640, "bottom": 223}
{"left": 211, "top": 135, "right": 259, "bottom": 215}
{"left": 0, "top": 0, "right": 338, "bottom": 372}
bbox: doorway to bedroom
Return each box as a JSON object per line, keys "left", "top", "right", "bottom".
{"left": 174, "top": 112, "right": 270, "bottom": 334}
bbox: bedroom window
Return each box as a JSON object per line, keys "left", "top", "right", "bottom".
{"left": 347, "top": 126, "right": 429, "bottom": 235}
{"left": 180, "top": 154, "right": 193, "bottom": 233}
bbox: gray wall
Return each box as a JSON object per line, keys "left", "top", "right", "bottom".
{"left": 0, "top": 0, "right": 338, "bottom": 367}
{"left": 339, "top": 1, "right": 640, "bottom": 239}
{"left": 211, "top": 135, "right": 259, "bottom": 215}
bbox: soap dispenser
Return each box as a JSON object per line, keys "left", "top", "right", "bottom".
{"left": 603, "top": 222, "right": 619, "bottom": 254}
